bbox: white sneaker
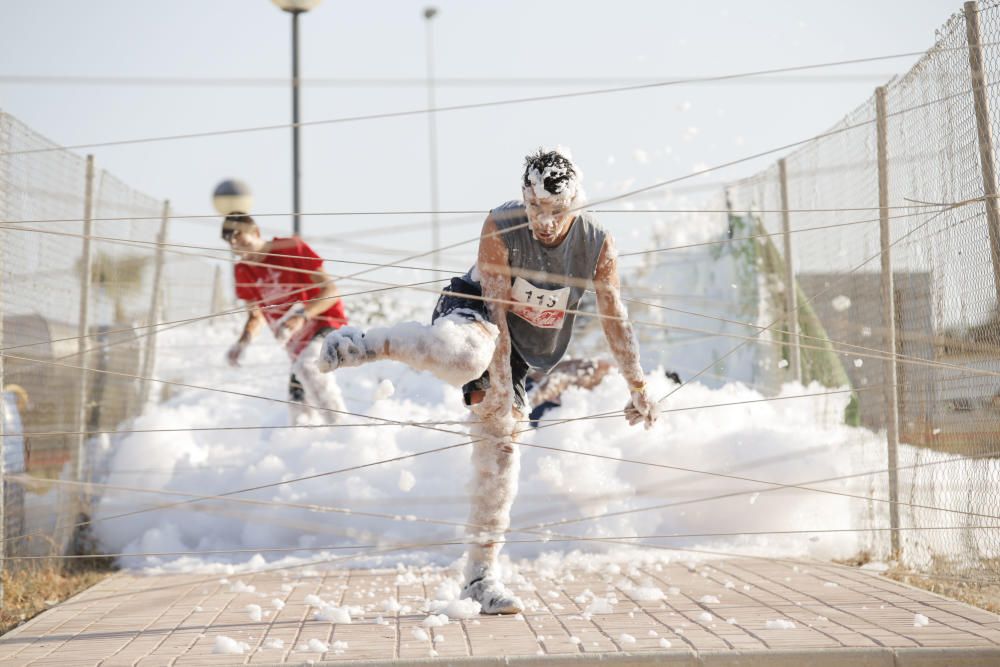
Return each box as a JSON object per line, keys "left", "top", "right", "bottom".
{"left": 317, "top": 327, "right": 370, "bottom": 372}
{"left": 461, "top": 574, "right": 524, "bottom": 615}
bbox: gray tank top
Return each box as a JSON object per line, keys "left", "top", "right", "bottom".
{"left": 463, "top": 200, "right": 607, "bottom": 372}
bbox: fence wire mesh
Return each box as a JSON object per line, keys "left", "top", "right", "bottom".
{"left": 727, "top": 1, "right": 1000, "bottom": 580}
{"left": 0, "top": 110, "right": 218, "bottom": 557}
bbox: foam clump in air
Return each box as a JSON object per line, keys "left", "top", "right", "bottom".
{"left": 373, "top": 379, "right": 395, "bottom": 400}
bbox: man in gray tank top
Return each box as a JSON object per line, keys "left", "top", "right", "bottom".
{"left": 316, "top": 149, "right": 658, "bottom": 614}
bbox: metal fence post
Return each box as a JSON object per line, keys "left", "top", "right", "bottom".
{"left": 211, "top": 265, "right": 225, "bottom": 314}
{"left": 138, "top": 200, "right": 169, "bottom": 407}
{"left": 965, "top": 1, "right": 1000, "bottom": 304}
{"left": 75, "top": 155, "right": 95, "bottom": 485}
{"left": 876, "top": 86, "right": 902, "bottom": 560}
{"left": 777, "top": 158, "right": 802, "bottom": 382}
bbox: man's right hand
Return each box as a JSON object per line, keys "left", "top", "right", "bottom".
{"left": 624, "top": 386, "right": 658, "bottom": 430}
{"left": 226, "top": 341, "right": 247, "bottom": 367}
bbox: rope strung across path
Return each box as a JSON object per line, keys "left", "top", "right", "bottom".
{"left": 4, "top": 43, "right": 995, "bottom": 157}
{"left": 4, "top": 209, "right": 996, "bottom": 383}
{"left": 2, "top": 369, "right": 984, "bottom": 439}
{"left": 0, "top": 201, "right": 949, "bottom": 227}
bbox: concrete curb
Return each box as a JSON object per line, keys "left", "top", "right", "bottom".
{"left": 245, "top": 646, "right": 1000, "bottom": 667}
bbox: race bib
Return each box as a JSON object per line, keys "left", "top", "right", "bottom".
{"left": 510, "top": 276, "right": 570, "bottom": 329}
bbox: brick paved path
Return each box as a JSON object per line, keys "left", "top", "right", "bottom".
{"left": 2, "top": 558, "right": 999, "bottom": 665}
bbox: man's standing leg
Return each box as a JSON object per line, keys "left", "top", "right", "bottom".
{"left": 461, "top": 406, "right": 524, "bottom": 614}
{"left": 292, "top": 334, "right": 347, "bottom": 424}
{"left": 460, "top": 352, "right": 529, "bottom": 615}
{"left": 287, "top": 372, "right": 321, "bottom": 425}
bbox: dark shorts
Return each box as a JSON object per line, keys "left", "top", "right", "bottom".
{"left": 432, "top": 277, "right": 529, "bottom": 411}
{"left": 288, "top": 326, "right": 335, "bottom": 402}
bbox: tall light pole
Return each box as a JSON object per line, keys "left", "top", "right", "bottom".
{"left": 424, "top": 7, "right": 441, "bottom": 268}
{"left": 272, "top": 0, "right": 323, "bottom": 237}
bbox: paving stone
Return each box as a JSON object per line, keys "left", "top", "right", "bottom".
{"left": 2, "top": 559, "right": 999, "bottom": 664}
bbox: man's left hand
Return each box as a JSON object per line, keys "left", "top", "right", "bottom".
{"left": 278, "top": 314, "right": 306, "bottom": 338}
{"left": 624, "top": 386, "right": 658, "bottom": 430}
{"left": 275, "top": 304, "right": 307, "bottom": 341}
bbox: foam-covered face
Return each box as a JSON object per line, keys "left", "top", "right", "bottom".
{"left": 523, "top": 191, "right": 576, "bottom": 246}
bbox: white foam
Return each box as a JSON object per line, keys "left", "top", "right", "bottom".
{"left": 212, "top": 636, "right": 249, "bottom": 654}
{"left": 92, "top": 291, "right": 881, "bottom": 575}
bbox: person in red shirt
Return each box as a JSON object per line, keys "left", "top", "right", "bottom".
{"left": 221, "top": 214, "right": 348, "bottom": 425}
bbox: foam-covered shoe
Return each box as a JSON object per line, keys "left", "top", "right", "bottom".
{"left": 461, "top": 574, "right": 524, "bottom": 615}
{"left": 317, "top": 326, "right": 370, "bottom": 372}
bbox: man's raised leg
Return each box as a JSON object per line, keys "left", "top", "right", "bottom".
{"left": 317, "top": 314, "right": 498, "bottom": 387}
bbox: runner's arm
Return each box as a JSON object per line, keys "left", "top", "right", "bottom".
{"left": 228, "top": 305, "right": 266, "bottom": 366}
{"left": 239, "top": 306, "right": 266, "bottom": 344}
{"left": 593, "top": 236, "right": 657, "bottom": 428}
{"left": 278, "top": 268, "right": 340, "bottom": 337}
{"left": 301, "top": 268, "right": 340, "bottom": 319}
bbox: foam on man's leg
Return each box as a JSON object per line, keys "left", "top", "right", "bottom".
{"left": 463, "top": 410, "right": 520, "bottom": 579}
{"left": 344, "top": 315, "right": 498, "bottom": 387}
{"left": 294, "top": 337, "right": 347, "bottom": 424}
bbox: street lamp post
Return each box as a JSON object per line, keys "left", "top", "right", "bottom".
{"left": 272, "top": 0, "right": 323, "bottom": 237}
{"left": 424, "top": 7, "right": 440, "bottom": 268}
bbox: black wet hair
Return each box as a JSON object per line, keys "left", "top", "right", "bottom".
{"left": 221, "top": 213, "right": 257, "bottom": 242}
{"left": 522, "top": 149, "right": 577, "bottom": 196}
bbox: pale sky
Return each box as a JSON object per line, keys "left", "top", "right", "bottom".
{"left": 0, "top": 0, "right": 963, "bottom": 276}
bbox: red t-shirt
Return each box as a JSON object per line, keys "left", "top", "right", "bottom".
{"left": 234, "top": 237, "right": 347, "bottom": 358}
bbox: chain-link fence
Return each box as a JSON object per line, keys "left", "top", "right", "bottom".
{"left": 725, "top": 1, "right": 1000, "bottom": 580}
{"left": 0, "top": 109, "right": 219, "bottom": 558}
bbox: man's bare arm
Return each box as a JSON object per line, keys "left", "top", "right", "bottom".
{"left": 228, "top": 306, "right": 266, "bottom": 366}
{"left": 278, "top": 269, "right": 340, "bottom": 338}
{"left": 239, "top": 306, "right": 266, "bottom": 344}
{"left": 302, "top": 269, "right": 340, "bottom": 319}
{"left": 594, "top": 236, "right": 643, "bottom": 385}
{"left": 593, "top": 235, "right": 657, "bottom": 428}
